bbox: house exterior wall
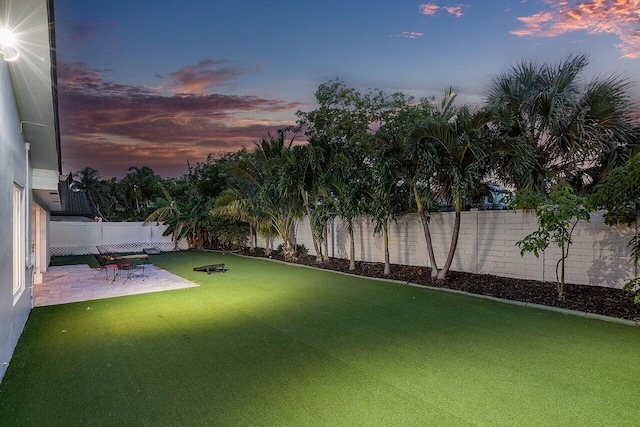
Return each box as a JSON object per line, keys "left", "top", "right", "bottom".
{"left": 0, "top": 60, "right": 33, "bottom": 380}
{"left": 284, "top": 210, "right": 635, "bottom": 289}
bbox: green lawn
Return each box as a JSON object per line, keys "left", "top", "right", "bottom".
{"left": 1, "top": 251, "right": 638, "bottom": 426}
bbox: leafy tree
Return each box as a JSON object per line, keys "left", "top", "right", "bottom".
{"left": 297, "top": 79, "right": 413, "bottom": 268}
{"left": 591, "top": 154, "right": 640, "bottom": 302}
{"left": 516, "top": 184, "right": 592, "bottom": 301}
{"left": 296, "top": 78, "right": 411, "bottom": 148}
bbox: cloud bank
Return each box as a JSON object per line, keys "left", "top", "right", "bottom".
{"left": 512, "top": 0, "right": 640, "bottom": 58}
{"left": 58, "top": 61, "right": 302, "bottom": 177}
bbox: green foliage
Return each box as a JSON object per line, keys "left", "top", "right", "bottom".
{"left": 220, "top": 132, "right": 304, "bottom": 260}
{"left": 591, "top": 153, "right": 640, "bottom": 226}
{"left": 507, "top": 189, "right": 546, "bottom": 211}
{"left": 411, "top": 91, "right": 512, "bottom": 280}
{"left": 591, "top": 153, "right": 640, "bottom": 302}
{"left": 205, "top": 215, "right": 248, "bottom": 250}
{"left": 516, "top": 184, "right": 592, "bottom": 300}
{"left": 624, "top": 277, "right": 640, "bottom": 303}
{"left": 276, "top": 243, "right": 308, "bottom": 256}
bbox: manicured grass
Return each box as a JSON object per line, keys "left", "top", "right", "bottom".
{"left": 1, "top": 251, "right": 639, "bottom": 425}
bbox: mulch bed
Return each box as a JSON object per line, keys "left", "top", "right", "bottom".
{"left": 237, "top": 248, "right": 640, "bottom": 322}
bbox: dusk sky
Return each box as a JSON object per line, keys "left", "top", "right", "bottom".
{"left": 55, "top": 0, "right": 640, "bottom": 178}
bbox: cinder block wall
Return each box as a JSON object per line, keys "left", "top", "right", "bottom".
{"left": 286, "top": 210, "right": 635, "bottom": 289}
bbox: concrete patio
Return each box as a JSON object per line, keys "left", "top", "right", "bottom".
{"left": 34, "top": 264, "right": 198, "bottom": 306}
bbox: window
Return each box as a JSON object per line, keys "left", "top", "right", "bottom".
{"left": 13, "top": 184, "right": 24, "bottom": 298}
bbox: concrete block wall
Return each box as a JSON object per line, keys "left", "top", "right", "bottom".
{"left": 272, "top": 210, "right": 635, "bottom": 289}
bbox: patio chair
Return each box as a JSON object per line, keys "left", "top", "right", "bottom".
{"left": 94, "top": 254, "right": 118, "bottom": 280}
{"left": 115, "top": 255, "right": 148, "bottom": 283}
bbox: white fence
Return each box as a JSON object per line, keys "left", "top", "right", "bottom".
{"left": 50, "top": 222, "right": 187, "bottom": 256}
{"left": 259, "top": 210, "right": 635, "bottom": 289}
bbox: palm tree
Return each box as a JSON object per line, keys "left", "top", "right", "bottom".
{"left": 143, "top": 183, "right": 183, "bottom": 250}
{"left": 226, "top": 132, "right": 304, "bottom": 260}
{"left": 121, "top": 166, "right": 159, "bottom": 216}
{"left": 71, "top": 166, "right": 107, "bottom": 220}
{"left": 145, "top": 180, "right": 213, "bottom": 250}
{"left": 486, "top": 54, "right": 637, "bottom": 192}
{"left": 377, "top": 99, "right": 441, "bottom": 277}
{"left": 413, "top": 100, "right": 502, "bottom": 280}
{"left": 214, "top": 184, "right": 268, "bottom": 253}
{"left": 327, "top": 145, "right": 370, "bottom": 271}
{"left": 369, "top": 132, "right": 411, "bottom": 275}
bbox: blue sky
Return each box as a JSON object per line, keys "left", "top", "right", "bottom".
{"left": 54, "top": 0, "right": 640, "bottom": 177}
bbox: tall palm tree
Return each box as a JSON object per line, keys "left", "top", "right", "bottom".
{"left": 327, "top": 145, "right": 370, "bottom": 271}
{"left": 369, "top": 131, "right": 411, "bottom": 275}
{"left": 377, "top": 98, "right": 441, "bottom": 276}
{"left": 121, "top": 166, "right": 159, "bottom": 216}
{"left": 71, "top": 166, "right": 106, "bottom": 220}
{"left": 414, "top": 102, "right": 503, "bottom": 280}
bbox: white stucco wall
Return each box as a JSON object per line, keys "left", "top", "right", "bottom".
{"left": 0, "top": 60, "right": 33, "bottom": 381}
{"left": 50, "top": 222, "right": 188, "bottom": 255}
{"left": 290, "top": 210, "right": 635, "bottom": 289}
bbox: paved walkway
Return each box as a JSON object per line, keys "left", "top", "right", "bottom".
{"left": 34, "top": 264, "right": 198, "bottom": 307}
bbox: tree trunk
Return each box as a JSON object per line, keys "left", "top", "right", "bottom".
{"left": 87, "top": 192, "right": 106, "bottom": 221}
{"left": 437, "top": 205, "right": 461, "bottom": 281}
{"left": 556, "top": 241, "right": 566, "bottom": 301}
{"left": 283, "top": 224, "right": 297, "bottom": 261}
{"left": 349, "top": 225, "right": 356, "bottom": 271}
{"left": 414, "top": 187, "right": 439, "bottom": 277}
{"left": 383, "top": 221, "right": 390, "bottom": 276}
{"left": 265, "top": 236, "right": 272, "bottom": 256}
{"left": 305, "top": 202, "right": 322, "bottom": 262}
{"left": 323, "top": 221, "right": 329, "bottom": 260}
{"left": 248, "top": 223, "right": 255, "bottom": 252}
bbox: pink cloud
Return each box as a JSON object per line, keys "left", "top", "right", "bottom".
{"left": 57, "top": 62, "right": 303, "bottom": 177}
{"left": 444, "top": 6, "right": 464, "bottom": 18}
{"left": 419, "top": 3, "right": 440, "bottom": 15}
{"left": 419, "top": 3, "right": 467, "bottom": 17}
{"left": 512, "top": 0, "right": 640, "bottom": 58}
{"left": 158, "top": 59, "right": 250, "bottom": 94}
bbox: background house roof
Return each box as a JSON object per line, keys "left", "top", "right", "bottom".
{"left": 50, "top": 174, "right": 93, "bottom": 218}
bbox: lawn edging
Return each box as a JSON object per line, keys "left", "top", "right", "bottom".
{"left": 216, "top": 250, "right": 639, "bottom": 327}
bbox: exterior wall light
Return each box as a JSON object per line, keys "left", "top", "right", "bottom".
{"left": 0, "top": 28, "right": 20, "bottom": 61}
